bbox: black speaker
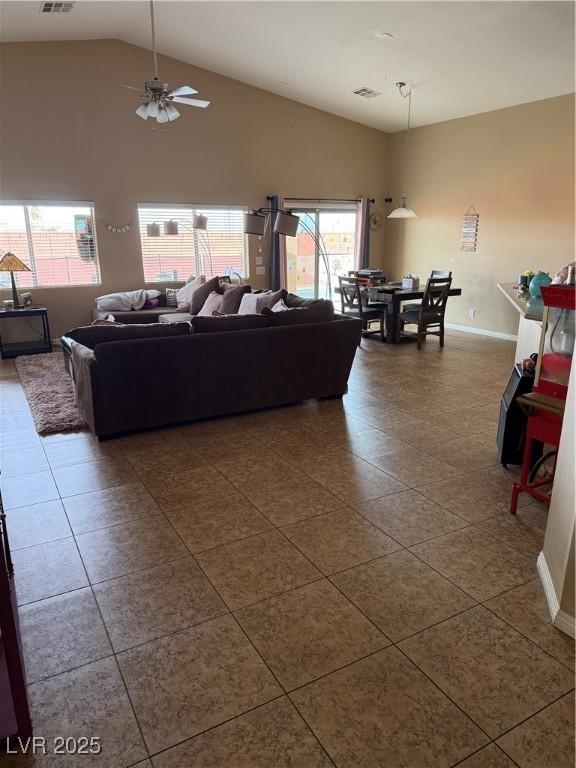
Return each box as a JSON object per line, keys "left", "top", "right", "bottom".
{"left": 497, "top": 363, "right": 542, "bottom": 467}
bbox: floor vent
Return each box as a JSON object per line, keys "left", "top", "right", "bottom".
{"left": 352, "top": 87, "right": 382, "bottom": 99}
{"left": 39, "top": 2, "right": 75, "bottom": 13}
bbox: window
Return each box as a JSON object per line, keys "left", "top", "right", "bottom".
{"left": 284, "top": 202, "right": 357, "bottom": 299}
{"left": 138, "top": 205, "right": 249, "bottom": 283}
{"left": 0, "top": 202, "right": 101, "bottom": 288}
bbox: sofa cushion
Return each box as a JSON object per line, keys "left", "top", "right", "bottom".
{"left": 191, "top": 314, "right": 269, "bottom": 333}
{"left": 285, "top": 293, "right": 331, "bottom": 309}
{"left": 63, "top": 322, "right": 191, "bottom": 350}
{"left": 238, "top": 288, "right": 287, "bottom": 315}
{"left": 190, "top": 275, "right": 221, "bottom": 314}
{"left": 158, "top": 312, "right": 193, "bottom": 324}
{"left": 220, "top": 283, "right": 251, "bottom": 314}
{"left": 262, "top": 299, "right": 334, "bottom": 326}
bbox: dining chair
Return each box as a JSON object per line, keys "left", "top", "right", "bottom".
{"left": 402, "top": 270, "right": 452, "bottom": 313}
{"left": 397, "top": 275, "right": 453, "bottom": 349}
{"left": 338, "top": 276, "right": 385, "bottom": 341}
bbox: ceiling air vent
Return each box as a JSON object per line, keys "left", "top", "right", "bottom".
{"left": 352, "top": 87, "right": 382, "bottom": 99}
{"left": 39, "top": 2, "right": 75, "bottom": 12}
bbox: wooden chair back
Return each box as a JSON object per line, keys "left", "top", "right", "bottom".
{"left": 338, "top": 276, "right": 363, "bottom": 316}
{"left": 421, "top": 275, "right": 453, "bottom": 316}
{"left": 431, "top": 269, "right": 452, "bottom": 278}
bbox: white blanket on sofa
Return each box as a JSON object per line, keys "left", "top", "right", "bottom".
{"left": 95, "top": 290, "right": 148, "bottom": 311}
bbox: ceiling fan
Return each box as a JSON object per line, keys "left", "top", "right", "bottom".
{"left": 123, "top": 0, "right": 210, "bottom": 124}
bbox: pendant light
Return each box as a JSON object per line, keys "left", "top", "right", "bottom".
{"left": 388, "top": 82, "right": 417, "bottom": 219}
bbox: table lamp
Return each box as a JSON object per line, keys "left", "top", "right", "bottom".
{"left": 0, "top": 252, "right": 31, "bottom": 308}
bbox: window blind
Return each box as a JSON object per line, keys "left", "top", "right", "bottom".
{"left": 138, "top": 205, "right": 249, "bottom": 283}
{"left": 0, "top": 203, "right": 101, "bottom": 289}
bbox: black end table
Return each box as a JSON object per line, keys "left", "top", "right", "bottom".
{"left": 0, "top": 306, "right": 52, "bottom": 359}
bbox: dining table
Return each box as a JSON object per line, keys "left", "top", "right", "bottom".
{"left": 365, "top": 282, "right": 463, "bottom": 343}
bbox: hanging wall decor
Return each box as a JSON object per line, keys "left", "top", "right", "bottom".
{"left": 460, "top": 206, "right": 479, "bottom": 252}
{"left": 99, "top": 218, "right": 134, "bottom": 234}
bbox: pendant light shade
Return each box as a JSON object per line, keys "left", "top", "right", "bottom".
{"left": 193, "top": 213, "right": 208, "bottom": 230}
{"left": 164, "top": 220, "right": 179, "bottom": 235}
{"left": 388, "top": 82, "right": 417, "bottom": 220}
{"left": 387, "top": 194, "right": 417, "bottom": 219}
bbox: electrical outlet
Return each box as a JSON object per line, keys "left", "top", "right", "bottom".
{"left": 256, "top": 256, "right": 263, "bottom": 266}
{"left": 468, "top": 308, "right": 476, "bottom": 319}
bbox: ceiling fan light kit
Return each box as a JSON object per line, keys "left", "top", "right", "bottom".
{"left": 130, "top": 0, "right": 210, "bottom": 125}
{"left": 388, "top": 81, "right": 417, "bottom": 219}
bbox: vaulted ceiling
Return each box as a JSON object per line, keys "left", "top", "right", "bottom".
{"left": 1, "top": 1, "right": 574, "bottom": 132}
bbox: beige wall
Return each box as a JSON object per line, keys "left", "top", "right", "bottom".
{"left": 384, "top": 94, "right": 575, "bottom": 336}
{"left": 0, "top": 40, "right": 388, "bottom": 336}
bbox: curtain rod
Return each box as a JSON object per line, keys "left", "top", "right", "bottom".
{"left": 267, "top": 196, "right": 375, "bottom": 204}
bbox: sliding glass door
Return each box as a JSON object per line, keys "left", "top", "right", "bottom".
{"left": 285, "top": 207, "right": 357, "bottom": 299}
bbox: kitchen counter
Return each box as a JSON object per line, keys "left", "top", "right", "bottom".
{"left": 498, "top": 282, "right": 544, "bottom": 321}
{"left": 498, "top": 282, "right": 543, "bottom": 363}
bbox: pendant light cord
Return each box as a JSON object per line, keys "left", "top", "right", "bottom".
{"left": 402, "top": 88, "right": 412, "bottom": 200}
{"left": 150, "top": 0, "right": 159, "bottom": 80}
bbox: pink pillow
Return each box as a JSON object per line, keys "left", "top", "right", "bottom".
{"left": 197, "top": 291, "right": 224, "bottom": 317}
{"left": 144, "top": 297, "right": 160, "bottom": 308}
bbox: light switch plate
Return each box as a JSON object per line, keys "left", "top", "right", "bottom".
{"left": 256, "top": 256, "right": 263, "bottom": 265}
{"left": 256, "top": 266, "right": 266, "bottom": 275}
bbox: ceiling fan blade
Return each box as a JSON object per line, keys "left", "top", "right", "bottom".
{"left": 172, "top": 97, "right": 210, "bottom": 108}
{"left": 169, "top": 85, "right": 198, "bottom": 97}
{"left": 121, "top": 84, "right": 141, "bottom": 91}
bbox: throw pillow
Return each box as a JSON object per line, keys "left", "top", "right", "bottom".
{"left": 271, "top": 299, "right": 290, "bottom": 312}
{"left": 191, "top": 314, "right": 269, "bottom": 333}
{"left": 220, "top": 284, "right": 251, "bottom": 314}
{"left": 190, "top": 275, "right": 221, "bottom": 314}
{"left": 166, "top": 288, "right": 178, "bottom": 307}
{"left": 176, "top": 275, "right": 206, "bottom": 310}
{"left": 197, "top": 291, "right": 224, "bottom": 317}
{"left": 238, "top": 288, "right": 287, "bottom": 315}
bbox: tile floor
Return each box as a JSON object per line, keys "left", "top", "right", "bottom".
{"left": 1, "top": 330, "right": 574, "bottom": 768}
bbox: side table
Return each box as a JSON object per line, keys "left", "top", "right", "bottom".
{"left": 0, "top": 306, "right": 52, "bottom": 359}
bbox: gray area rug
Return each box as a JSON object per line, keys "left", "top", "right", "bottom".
{"left": 15, "top": 351, "right": 86, "bottom": 434}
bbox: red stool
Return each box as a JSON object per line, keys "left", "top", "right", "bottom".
{"left": 510, "top": 393, "right": 564, "bottom": 513}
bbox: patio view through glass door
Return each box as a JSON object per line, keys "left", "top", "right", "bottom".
{"left": 285, "top": 207, "right": 357, "bottom": 298}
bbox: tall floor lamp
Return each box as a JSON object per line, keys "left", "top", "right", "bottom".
{"left": 244, "top": 208, "right": 333, "bottom": 299}
{"left": 147, "top": 216, "right": 214, "bottom": 276}
{"left": 0, "top": 252, "right": 31, "bottom": 308}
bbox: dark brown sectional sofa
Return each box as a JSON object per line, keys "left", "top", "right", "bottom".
{"left": 63, "top": 299, "right": 362, "bottom": 439}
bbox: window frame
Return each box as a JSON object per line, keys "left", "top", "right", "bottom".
{"left": 137, "top": 202, "right": 250, "bottom": 284}
{"left": 0, "top": 200, "right": 102, "bottom": 289}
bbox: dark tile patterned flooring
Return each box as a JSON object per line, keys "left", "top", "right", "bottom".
{"left": 1, "top": 330, "right": 573, "bottom": 767}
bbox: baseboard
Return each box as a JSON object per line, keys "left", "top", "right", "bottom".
{"left": 537, "top": 552, "right": 575, "bottom": 639}
{"left": 554, "top": 609, "right": 576, "bottom": 639}
{"left": 445, "top": 322, "right": 517, "bottom": 342}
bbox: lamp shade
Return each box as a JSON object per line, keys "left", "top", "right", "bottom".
{"left": 164, "top": 220, "right": 179, "bottom": 235}
{"left": 387, "top": 194, "right": 417, "bottom": 219}
{"left": 0, "top": 252, "right": 31, "bottom": 272}
{"left": 193, "top": 214, "right": 208, "bottom": 230}
{"left": 243, "top": 211, "right": 267, "bottom": 236}
{"left": 274, "top": 211, "right": 299, "bottom": 238}
{"left": 147, "top": 222, "right": 161, "bottom": 237}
